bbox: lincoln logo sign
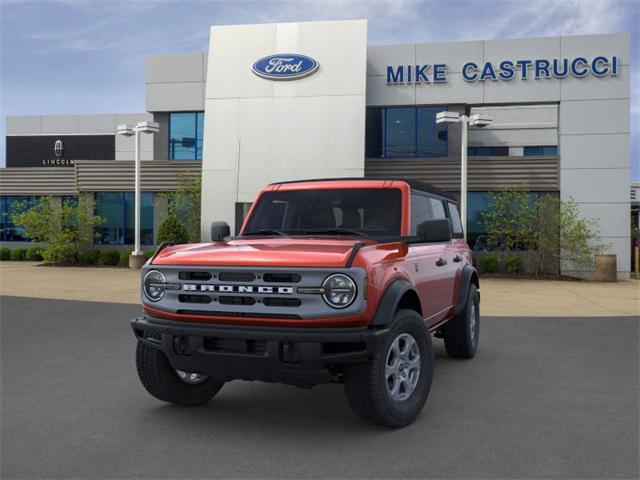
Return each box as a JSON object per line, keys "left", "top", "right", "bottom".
{"left": 252, "top": 53, "right": 319, "bottom": 80}
{"left": 386, "top": 55, "right": 620, "bottom": 84}
{"left": 54, "top": 139, "right": 64, "bottom": 158}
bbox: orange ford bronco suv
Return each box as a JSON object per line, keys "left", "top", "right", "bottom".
{"left": 132, "top": 179, "right": 480, "bottom": 427}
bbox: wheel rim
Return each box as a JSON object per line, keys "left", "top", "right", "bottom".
{"left": 469, "top": 301, "right": 478, "bottom": 346}
{"left": 175, "top": 369, "right": 208, "bottom": 384}
{"left": 385, "top": 333, "right": 421, "bottom": 402}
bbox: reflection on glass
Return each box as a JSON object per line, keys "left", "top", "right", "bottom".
{"left": 169, "top": 112, "right": 204, "bottom": 160}
{"left": 95, "top": 192, "right": 154, "bottom": 245}
{"left": 365, "top": 106, "right": 448, "bottom": 158}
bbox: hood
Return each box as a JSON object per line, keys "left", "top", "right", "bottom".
{"left": 151, "top": 238, "right": 373, "bottom": 268}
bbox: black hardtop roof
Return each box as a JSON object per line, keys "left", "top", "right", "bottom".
{"left": 269, "top": 177, "right": 457, "bottom": 203}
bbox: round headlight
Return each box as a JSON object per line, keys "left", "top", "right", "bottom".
{"left": 322, "top": 273, "right": 357, "bottom": 309}
{"left": 143, "top": 270, "right": 166, "bottom": 302}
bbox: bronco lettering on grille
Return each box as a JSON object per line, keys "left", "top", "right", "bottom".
{"left": 182, "top": 284, "right": 294, "bottom": 295}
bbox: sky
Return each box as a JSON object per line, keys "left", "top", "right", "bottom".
{"left": 1, "top": 0, "right": 638, "bottom": 178}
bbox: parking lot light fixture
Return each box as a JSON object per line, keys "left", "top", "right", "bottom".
{"left": 116, "top": 124, "right": 134, "bottom": 137}
{"left": 436, "top": 111, "right": 493, "bottom": 241}
{"left": 116, "top": 121, "right": 159, "bottom": 268}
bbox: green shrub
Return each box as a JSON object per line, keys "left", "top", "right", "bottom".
{"left": 10, "top": 248, "right": 27, "bottom": 261}
{"left": 42, "top": 244, "right": 79, "bottom": 265}
{"left": 98, "top": 250, "right": 120, "bottom": 266}
{"left": 505, "top": 254, "right": 524, "bottom": 274}
{"left": 119, "top": 250, "right": 130, "bottom": 267}
{"left": 11, "top": 196, "right": 104, "bottom": 265}
{"left": 157, "top": 214, "right": 189, "bottom": 245}
{"left": 25, "top": 246, "right": 44, "bottom": 261}
{"left": 143, "top": 248, "right": 156, "bottom": 260}
{"left": 0, "top": 248, "right": 10, "bottom": 261}
{"left": 79, "top": 249, "right": 101, "bottom": 266}
{"left": 479, "top": 254, "right": 499, "bottom": 274}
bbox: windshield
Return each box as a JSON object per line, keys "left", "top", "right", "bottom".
{"left": 243, "top": 188, "right": 402, "bottom": 237}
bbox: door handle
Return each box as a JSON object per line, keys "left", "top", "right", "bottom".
{"left": 453, "top": 254, "right": 463, "bottom": 263}
{"left": 435, "top": 257, "right": 447, "bottom": 267}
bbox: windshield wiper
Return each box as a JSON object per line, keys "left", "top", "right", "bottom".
{"left": 304, "top": 228, "right": 368, "bottom": 237}
{"left": 244, "top": 229, "right": 287, "bottom": 236}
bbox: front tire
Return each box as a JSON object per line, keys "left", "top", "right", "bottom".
{"left": 443, "top": 283, "right": 480, "bottom": 359}
{"left": 136, "top": 340, "right": 224, "bottom": 406}
{"left": 343, "top": 309, "right": 434, "bottom": 428}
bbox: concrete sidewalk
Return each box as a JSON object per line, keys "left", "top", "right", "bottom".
{"left": 0, "top": 262, "right": 638, "bottom": 317}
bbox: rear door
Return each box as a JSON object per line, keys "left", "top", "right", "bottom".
{"left": 427, "top": 197, "right": 458, "bottom": 316}
{"left": 409, "top": 193, "right": 451, "bottom": 324}
{"left": 445, "top": 201, "right": 467, "bottom": 309}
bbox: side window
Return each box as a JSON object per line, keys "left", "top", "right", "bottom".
{"left": 429, "top": 198, "right": 446, "bottom": 219}
{"left": 448, "top": 202, "right": 464, "bottom": 236}
{"left": 410, "top": 194, "right": 433, "bottom": 234}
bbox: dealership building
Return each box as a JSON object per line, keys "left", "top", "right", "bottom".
{"left": 0, "top": 20, "right": 632, "bottom": 276}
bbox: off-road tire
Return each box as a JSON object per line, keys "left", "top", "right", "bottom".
{"left": 343, "top": 309, "right": 434, "bottom": 428}
{"left": 443, "top": 283, "right": 480, "bottom": 359}
{"left": 136, "top": 338, "right": 224, "bottom": 406}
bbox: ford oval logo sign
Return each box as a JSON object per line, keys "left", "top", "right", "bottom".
{"left": 252, "top": 53, "right": 319, "bottom": 80}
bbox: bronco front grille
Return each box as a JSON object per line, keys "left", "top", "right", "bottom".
{"left": 219, "top": 296, "right": 256, "bottom": 306}
{"left": 144, "top": 266, "right": 366, "bottom": 320}
{"left": 179, "top": 271, "right": 212, "bottom": 281}
{"left": 178, "top": 294, "right": 212, "bottom": 304}
{"left": 262, "top": 273, "right": 301, "bottom": 283}
{"left": 218, "top": 271, "right": 255, "bottom": 282}
{"left": 263, "top": 297, "right": 301, "bottom": 307}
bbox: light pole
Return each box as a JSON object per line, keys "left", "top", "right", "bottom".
{"left": 116, "top": 121, "right": 159, "bottom": 268}
{"left": 436, "top": 111, "right": 492, "bottom": 241}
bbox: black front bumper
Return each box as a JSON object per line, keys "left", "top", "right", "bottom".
{"left": 131, "top": 316, "right": 388, "bottom": 386}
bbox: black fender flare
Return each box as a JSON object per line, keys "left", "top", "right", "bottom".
{"left": 370, "top": 279, "right": 419, "bottom": 327}
{"left": 455, "top": 265, "right": 480, "bottom": 317}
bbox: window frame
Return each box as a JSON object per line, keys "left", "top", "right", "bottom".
{"left": 409, "top": 192, "right": 434, "bottom": 235}
{"left": 446, "top": 202, "right": 465, "bottom": 238}
{"left": 408, "top": 190, "right": 460, "bottom": 243}
{"left": 0, "top": 196, "right": 39, "bottom": 242}
{"left": 242, "top": 188, "right": 403, "bottom": 237}
{"left": 468, "top": 146, "right": 509, "bottom": 156}
{"left": 94, "top": 192, "right": 155, "bottom": 246}
{"left": 523, "top": 145, "right": 558, "bottom": 157}
{"left": 366, "top": 105, "right": 448, "bottom": 159}
{"left": 168, "top": 111, "right": 205, "bottom": 161}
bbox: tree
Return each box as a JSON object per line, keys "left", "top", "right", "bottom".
{"left": 163, "top": 173, "right": 201, "bottom": 243}
{"left": 557, "top": 197, "right": 605, "bottom": 271}
{"left": 11, "top": 197, "right": 104, "bottom": 265}
{"left": 480, "top": 188, "right": 537, "bottom": 252}
{"left": 157, "top": 213, "right": 189, "bottom": 245}
{"left": 481, "top": 189, "right": 604, "bottom": 276}
{"left": 530, "top": 194, "right": 560, "bottom": 275}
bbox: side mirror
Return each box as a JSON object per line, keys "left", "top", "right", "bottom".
{"left": 210, "top": 221, "right": 230, "bottom": 242}
{"left": 417, "top": 219, "right": 452, "bottom": 243}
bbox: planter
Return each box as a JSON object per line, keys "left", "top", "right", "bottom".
{"left": 594, "top": 254, "right": 617, "bottom": 282}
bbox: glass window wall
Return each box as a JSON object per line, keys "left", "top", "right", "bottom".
{"left": 365, "top": 106, "right": 448, "bottom": 158}
{"left": 95, "top": 192, "right": 154, "bottom": 245}
{"left": 169, "top": 112, "right": 204, "bottom": 160}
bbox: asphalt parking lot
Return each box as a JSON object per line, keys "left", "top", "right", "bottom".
{"left": 1, "top": 296, "right": 638, "bottom": 479}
